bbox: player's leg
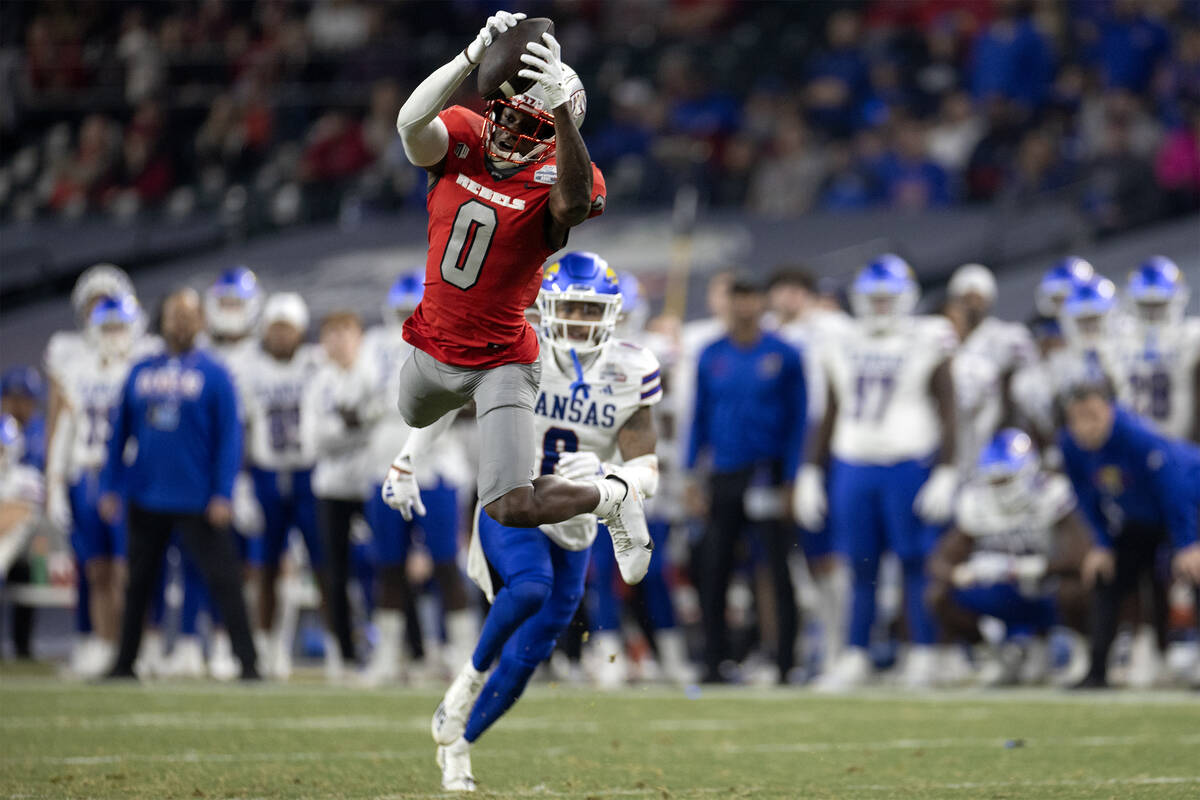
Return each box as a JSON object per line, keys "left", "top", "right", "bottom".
{"left": 640, "top": 519, "right": 692, "bottom": 683}
{"left": 420, "top": 479, "right": 475, "bottom": 673}
{"left": 248, "top": 467, "right": 286, "bottom": 671}
{"left": 440, "top": 542, "right": 590, "bottom": 791}
{"left": 587, "top": 524, "right": 624, "bottom": 686}
{"left": 360, "top": 487, "right": 412, "bottom": 685}
{"left": 67, "top": 476, "right": 109, "bottom": 676}
{"left": 317, "top": 498, "right": 358, "bottom": 671}
{"left": 472, "top": 364, "right": 650, "bottom": 581}
{"left": 820, "top": 459, "right": 883, "bottom": 690}
{"left": 432, "top": 507, "right": 553, "bottom": 747}
{"left": 761, "top": 511, "right": 799, "bottom": 683}
{"left": 465, "top": 542, "right": 590, "bottom": 742}
{"left": 1081, "top": 524, "right": 1161, "bottom": 687}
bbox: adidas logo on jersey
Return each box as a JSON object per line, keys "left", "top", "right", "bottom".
{"left": 454, "top": 173, "right": 526, "bottom": 210}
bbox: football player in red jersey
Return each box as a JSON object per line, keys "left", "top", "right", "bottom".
{"left": 380, "top": 11, "right": 653, "bottom": 589}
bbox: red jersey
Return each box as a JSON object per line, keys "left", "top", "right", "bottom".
{"left": 403, "top": 106, "right": 607, "bottom": 368}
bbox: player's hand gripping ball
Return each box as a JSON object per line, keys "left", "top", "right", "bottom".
{"left": 475, "top": 16, "right": 556, "bottom": 100}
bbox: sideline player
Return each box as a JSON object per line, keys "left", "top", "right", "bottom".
{"left": 927, "top": 429, "right": 1091, "bottom": 686}
{"left": 794, "top": 254, "right": 959, "bottom": 690}
{"left": 430, "top": 252, "right": 661, "bottom": 790}
{"left": 44, "top": 294, "right": 148, "bottom": 676}
{"left": 229, "top": 293, "right": 323, "bottom": 678}
{"left": 380, "top": 11, "right": 651, "bottom": 581}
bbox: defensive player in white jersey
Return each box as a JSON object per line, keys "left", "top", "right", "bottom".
{"left": 360, "top": 272, "right": 476, "bottom": 686}
{"left": 794, "top": 254, "right": 959, "bottom": 690}
{"left": 766, "top": 268, "right": 854, "bottom": 676}
{"left": 927, "top": 430, "right": 1091, "bottom": 686}
{"left": 585, "top": 272, "right": 689, "bottom": 687}
{"left": 944, "top": 264, "right": 1036, "bottom": 474}
{"left": 44, "top": 293, "right": 151, "bottom": 676}
{"left": 423, "top": 252, "right": 661, "bottom": 791}
{"left": 226, "top": 293, "right": 323, "bottom": 678}
{"left": 1113, "top": 257, "right": 1200, "bottom": 443}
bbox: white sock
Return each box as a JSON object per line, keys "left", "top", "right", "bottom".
{"left": 590, "top": 476, "right": 628, "bottom": 518}
{"left": 373, "top": 609, "right": 404, "bottom": 665}
{"left": 814, "top": 564, "right": 849, "bottom": 668}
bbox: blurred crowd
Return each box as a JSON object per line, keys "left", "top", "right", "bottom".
{"left": 1, "top": 250, "right": 1197, "bottom": 692}
{"left": 3, "top": 0, "right": 1199, "bottom": 233}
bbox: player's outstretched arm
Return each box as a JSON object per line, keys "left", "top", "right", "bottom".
{"left": 518, "top": 33, "right": 593, "bottom": 246}
{"left": 396, "top": 11, "right": 526, "bottom": 168}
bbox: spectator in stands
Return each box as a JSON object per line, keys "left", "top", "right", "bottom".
{"left": 747, "top": 117, "right": 826, "bottom": 216}
{"left": 1095, "top": 0, "right": 1171, "bottom": 94}
{"left": 1155, "top": 105, "right": 1200, "bottom": 215}
{"left": 1059, "top": 379, "right": 1200, "bottom": 688}
{"left": 1082, "top": 113, "right": 1161, "bottom": 236}
{"left": 927, "top": 91, "right": 986, "bottom": 176}
{"left": 969, "top": 0, "right": 1054, "bottom": 114}
{"left": 819, "top": 140, "right": 881, "bottom": 210}
{"left": 100, "top": 288, "right": 258, "bottom": 680}
{"left": 804, "top": 9, "right": 870, "bottom": 138}
{"left": 48, "top": 115, "right": 118, "bottom": 217}
{"left": 877, "top": 117, "right": 952, "bottom": 210}
{"left": 0, "top": 367, "right": 46, "bottom": 472}
{"left": 687, "top": 276, "right": 806, "bottom": 684}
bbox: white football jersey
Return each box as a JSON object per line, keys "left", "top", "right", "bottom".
{"left": 0, "top": 463, "right": 43, "bottom": 506}
{"left": 776, "top": 308, "right": 855, "bottom": 424}
{"left": 953, "top": 317, "right": 1036, "bottom": 471}
{"left": 956, "top": 473, "right": 1075, "bottom": 555}
{"left": 826, "top": 315, "right": 957, "bottom": 464}
{"left": 43, "top": 330, "right": 87, "bottom": 388}
{"left": 230, "top": 343, "right": 322, "bottom": 472}
{"left": 533, "top": 338, "right": 662, "bottom": 551}
{"left": 56, "top": 337, "right": 161, "bottom": 480}
{"left": 302, "top": 352, "right": 384, "bottom": 501}
{"left": 362, "top": 325, "right": 473, "bottom": 489}
{"left": 1112, "top": 318, "right": 1200, "bottom": 441}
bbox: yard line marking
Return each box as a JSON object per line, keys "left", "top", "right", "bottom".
{"left": 724, "top": 731, "right": 1200, "bottom": 754}
{"left": 0, "top": 713, "right": 600, "bottom": 734}
{"left": 850, "top": 776, "right": 1200, "bottom": 791}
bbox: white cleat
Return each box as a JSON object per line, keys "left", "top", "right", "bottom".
{"left": 162, "top": 636, "right": 206, "bottom": 679}
{"left": 814, "top": 647, "right": 872, "bottom": 693}
{"left": 898, "top": 646, "right": 939, "bottom": 690}
{"left": 134, "top": 630, "right": 167, "bottom": 679}
{"left": 655, "top": 628, "right": 698, "bottom": 686}
{"left": 1019, "top": 638, "right": 1050, "bottom": 686}
{"left": 437, "top": 737, "right": 476, "bottom": 792}
{"left": 1127, "top": 625, "right": 1163, "bottom": 689}
{"left": 208, "top": 630, "right": 239, "bottom": 682}
{"left": 432, "top": 663, "right": 485, "bottom": 746}
{"left": 599, "top": 471, "right": 652, "bottom": 585}
{"left": 590, "top": 631, "right": 627, "bottom": 690}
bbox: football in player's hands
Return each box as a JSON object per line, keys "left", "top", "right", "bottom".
{"left": 477, "top": 17, "right": 555, "bottom": 101}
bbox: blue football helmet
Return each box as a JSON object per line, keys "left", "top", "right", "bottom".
{"left": 1035, "top": 256, "right": 1095, "bottom": 316}
{"left": 616, "top": 271, "right": 649, "bottom": 336}
{"left": 383, "top": 270, "right": 425, "bottom": 326}
{"left": 1059, "top": 274, "right": 1116, "bottom": 347}
{"left": 976, "top": 428, "right": 1039, "bottom": 510}
{"left": 206, "top": 266, "right": 262, "bottom": 337}
{"left": 537, "top": 251, "right": 623, "bottom": 353}
{"left": 87, "top": 293, "right": 142, "bottom": 360}
{"left": 850, "top": 254, "right": 918, "bottom": 331}
{"left": 0, "top": 366, "right": 44, "bottom": 401}
{"left": 1126, "top": 256, "right": 1188, "bottom": 328}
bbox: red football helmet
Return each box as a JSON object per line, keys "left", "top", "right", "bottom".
{"left": 481, "top": 64, "right": 586, "bottom": 165}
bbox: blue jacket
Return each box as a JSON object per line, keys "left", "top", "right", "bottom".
{"left": 101, "top": 348, "right": 242, "bottom": 514}
{"left": 1060, "top": 407, "right": 1200, "bottom": 550}
{"left": 687, "top": 332, "right": 807, "bottom": 479}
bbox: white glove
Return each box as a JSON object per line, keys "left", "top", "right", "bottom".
{"left": 793, "top": 464, "right": 827, "bottom": 531}
{"left": 381, "top": 456, "right": 426, "bottom": 521}
{"left": 913, "top": 465, "right": 958, "bottom": 524}
{"left": 556, "top": 451, "right": 603, "bottom": 482}
{"left": 518, "top": 32, "right": 570, "bottom": 109}
{"left": 465, "top": 10, "right": 526, "bottom": 65}
{"left": 46, "top": 479, "right": 72, "bottom": 534}
{"left": 232, "top": 472, "right": 264, "bottom": 537}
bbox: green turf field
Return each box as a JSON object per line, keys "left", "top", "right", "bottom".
{"left": 2, "top": 670, "right": 1198, "bottom": 799}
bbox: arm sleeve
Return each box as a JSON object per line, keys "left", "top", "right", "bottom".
{"left": 211, "top": 367, "right": 242, "bottom": 501}
{"left": 99, "top": 370, "right": 134, "bottom": 496}
{"left": 1060, "top": 436, "right": 1111, "bottom": 547}
{"left": 685, "top": 350, "right": 710, "bottom": 470}
{"left": 395, "top": 53, "right": 475, "bottom": 167}
{"left": 783, "top": 346, "right": 809, "bottom": 480}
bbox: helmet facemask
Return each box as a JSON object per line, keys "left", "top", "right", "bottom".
{"left": 537, "top": 292, "right": 622, "bottom": 354}
{"left": 851, "top": 286, "right": 917, "bottom": 334}
{"left": 483, "top": 97, "right": 556, "bottom": 166}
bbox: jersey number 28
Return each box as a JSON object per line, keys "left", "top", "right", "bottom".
{"left": 440, "top": 200, "right": 497, "bottom": 291}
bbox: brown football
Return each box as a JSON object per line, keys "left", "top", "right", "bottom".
{"left": 476, "top": 17, "right": 555, "bottom": 101}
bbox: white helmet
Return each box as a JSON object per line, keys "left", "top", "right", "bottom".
{"left": 71, "top": 263, "right": 134, "bottom": 327}
{"left": 205, "top": 266, "right": 262, "bottom": 338}
{"left": 483, "top": 64, "right": 586, "bottom": 165}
